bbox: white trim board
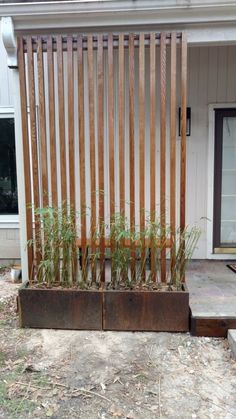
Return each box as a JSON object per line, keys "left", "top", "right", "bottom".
{"left": 0, "top": 106, "right": 14, "bottom": 116}
{"left": 207, "top": 103, "right": 236, "bottom": 260}
{"left": 0, "top": 215, "right": 19, "bottom": 229}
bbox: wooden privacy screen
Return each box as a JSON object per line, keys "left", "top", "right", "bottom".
{"left": 17, "top": 32, "right": 187, "bottom": 282}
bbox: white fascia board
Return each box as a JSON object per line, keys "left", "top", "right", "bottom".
{"left": 188, "top": 25, "right": 236, "bottom": 46}
{"left": 2, "top": 1, "right": 236, "bottom": 32}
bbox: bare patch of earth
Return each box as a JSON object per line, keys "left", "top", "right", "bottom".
{"left": 0, "top": 273, "right": 236, "bottom": 419}
{"left": 0, "top": 270, "right": 20, "bottom": 303}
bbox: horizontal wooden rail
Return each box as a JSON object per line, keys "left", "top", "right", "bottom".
{"left": 22, "top": 33, "right": 183, "bottom": 53}
{"left": 76, "top": 238, "right": 172, "bottom": 248}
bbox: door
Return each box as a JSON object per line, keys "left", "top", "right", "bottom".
{"left": 214, "top": 108, "right": 236, "bottom": 252}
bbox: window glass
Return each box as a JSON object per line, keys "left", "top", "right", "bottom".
{"left": 0, "top": 118, "right": 18, "bottom": 214}
{"left": 221, "top": 117, "right": 236, "bottom": 243}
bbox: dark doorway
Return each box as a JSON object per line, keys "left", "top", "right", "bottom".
{"left": 214, "top": 108, "right": 236, "bottom": 251}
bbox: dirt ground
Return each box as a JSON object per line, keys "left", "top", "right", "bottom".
{"left": 0, "top": 271, "right": 236, "bottom": 419}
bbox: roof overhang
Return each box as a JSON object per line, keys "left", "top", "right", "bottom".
{"left": 2, "top": 1, "right": 236, "bottom": 47}
{"left": 1, "top": 1, "right": 236, "bottom": 31}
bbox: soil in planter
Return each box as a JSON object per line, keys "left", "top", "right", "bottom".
{"left": 105, "top": 281, "right": 183, "bottom": 292}
{"left": 28, "top": 280, "right": 182, "bottom": 292}
{"left": 28, "top": 281, "right": 101, "bottom": 290}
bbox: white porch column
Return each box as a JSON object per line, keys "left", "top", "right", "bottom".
{"left": 1, "top": 17, "right": 29, "bottom": 280}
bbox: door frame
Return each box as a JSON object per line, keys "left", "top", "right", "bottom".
{"left": 207, "top": 103, "right": 236, "bottom": 259}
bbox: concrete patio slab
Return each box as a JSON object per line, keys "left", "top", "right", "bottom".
{"left": 187, "top": 260, "right": 236, "bottom": 318}
{"left": 187, "top": 260, "right": 236, "bottom": 336}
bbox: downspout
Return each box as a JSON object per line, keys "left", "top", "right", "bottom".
{"left": 1, "top": 17, "right": 29, "bottom": 280}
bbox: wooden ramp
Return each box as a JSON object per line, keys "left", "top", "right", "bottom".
{"left": 187, "top": 261, "right": 236, "bottom": 337}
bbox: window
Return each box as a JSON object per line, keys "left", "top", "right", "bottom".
{"left": 0, "top": 115, "right": 18, "bottom": 215}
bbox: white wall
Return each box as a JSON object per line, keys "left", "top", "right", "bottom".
{"left": 187, "top": 45, "right": 236, "bottom": 257}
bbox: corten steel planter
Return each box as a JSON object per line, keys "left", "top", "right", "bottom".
{"left": 18, "top": 282, "right": 103, "bottom": 330}
{"left": 103, "top": 286, "right": 189, "bottom": 332}
{"left": 18, "top": 282, "right": 189, "bottom": 332}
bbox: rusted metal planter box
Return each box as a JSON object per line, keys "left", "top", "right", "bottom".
{"left": 18, "top": 282, "right": 103, "bottom": 330}
{"left": 18, "top": 282, "right": 189, "bottom": 332}
{"left": 103, "top": 287, "right": 189, "bottom": 332}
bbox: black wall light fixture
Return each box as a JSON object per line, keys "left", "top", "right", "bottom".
{"left": 178, "top": 107, "right": 191, "bottom": 137}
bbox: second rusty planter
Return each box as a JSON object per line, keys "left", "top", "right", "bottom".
{"left": 103, "top": 287, "right": 189, "bottom": 332}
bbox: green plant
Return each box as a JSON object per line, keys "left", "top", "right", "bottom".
{"left": 106, "top": 212, "right": 200, "bottom": 289}
{"left": 0, "top": 380, "right": 35, "bottom": 419}
{"left": 109, "top": 213, "right": 132, "bottom": 288}
{"left": 28, "top": 201, "right": 200, "bottom": 290}
{"left": 139, "top": 215, "right": 170, "bottom": 284}
{"left": 170, "top": 225, "right": 201, "bottom": 289}
{"left": 28, "top": 203, "right": 77, "bottom": 286}
{"left": 77, "top": 210, "right": 102, "bottom": 286}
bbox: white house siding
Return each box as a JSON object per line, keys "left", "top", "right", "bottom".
{"left": 187, "top": 45, "right": 236, "bottom": 257}
{"left": 0, "top": 229, "right": 20, "bottom": 261}
{"left": 0, "top": 21, "right": 20, "bottom": 262}
{"left": 1, "top": 40, "right": 236, "bottom": 261}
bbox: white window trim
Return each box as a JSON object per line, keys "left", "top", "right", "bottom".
{"left": 207, "top": 103, "right": 236, "bottom": 259}
{"left": 0, "top": 106, "right": 19, "bottom": 229}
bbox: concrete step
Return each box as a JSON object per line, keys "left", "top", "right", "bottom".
{"left": 187, "top": 262, "right": 236, "bottom": 337}
{"left": 228, "top": 330, "right": 236, "bottom": 357}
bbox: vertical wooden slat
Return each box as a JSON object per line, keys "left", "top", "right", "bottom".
{"left": 57, "top": 35, "right": 67, "bottom": 203}
{"left": 47, "top": 36, "right": 57, "bottom": 206}
{"left": 57, "top": 36, "right": 67, "bottom": 284}
{"left": 87, "top": 35, "right": 97, "bottom": 282}
{"left": 129, "top": 34, "right": 136, "bottom": 279}
{"left": 180, "top": 32, "right": 187, "bottom": 282}
{"left": 160, "top": 33, "right": 166, "bottom": 282}
{"left": 118, "top": 33, "right": 125, "bottom": 281}
{"left": 37, "top": 36, "right": 48, "bottom": 207}
{"left": 150, "top": 32, "right": 156, "bottom": 280}
{"left": 139, "top": 33, "right": 145, "bottom": 281}
{"left": 47, "top": 36, "right": 59, "bottom": 281}
{"left": 108, "top": 34, "right": 115, "bottom": 221}
{"left": 67, "top": 36, "right": 77, "bottom": 282}
{"left": 27, "top": 36, "right": 41, "bottom": 264}
{"left": 97, "top": 34, "right": 105, "bottom": 282}
{"left": 78, "top": 35, "right": 87, "bottom": 275}
{"left": 18, "top": 37, "right": 33, "bottom": 278}
{"left": 170, "top": 33, "right": 177, "bottom": 283}
{"left": 180, "top": 32, "right": 187, "bottom": 231}
{"left": 67, "top": 36, "right": 75, "bottom": 209}
{"left": 108, "top": 33, "right": 115, "bottom": 279}
{"left": 119, "top": 34, "right": 125, "bottom": 217}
